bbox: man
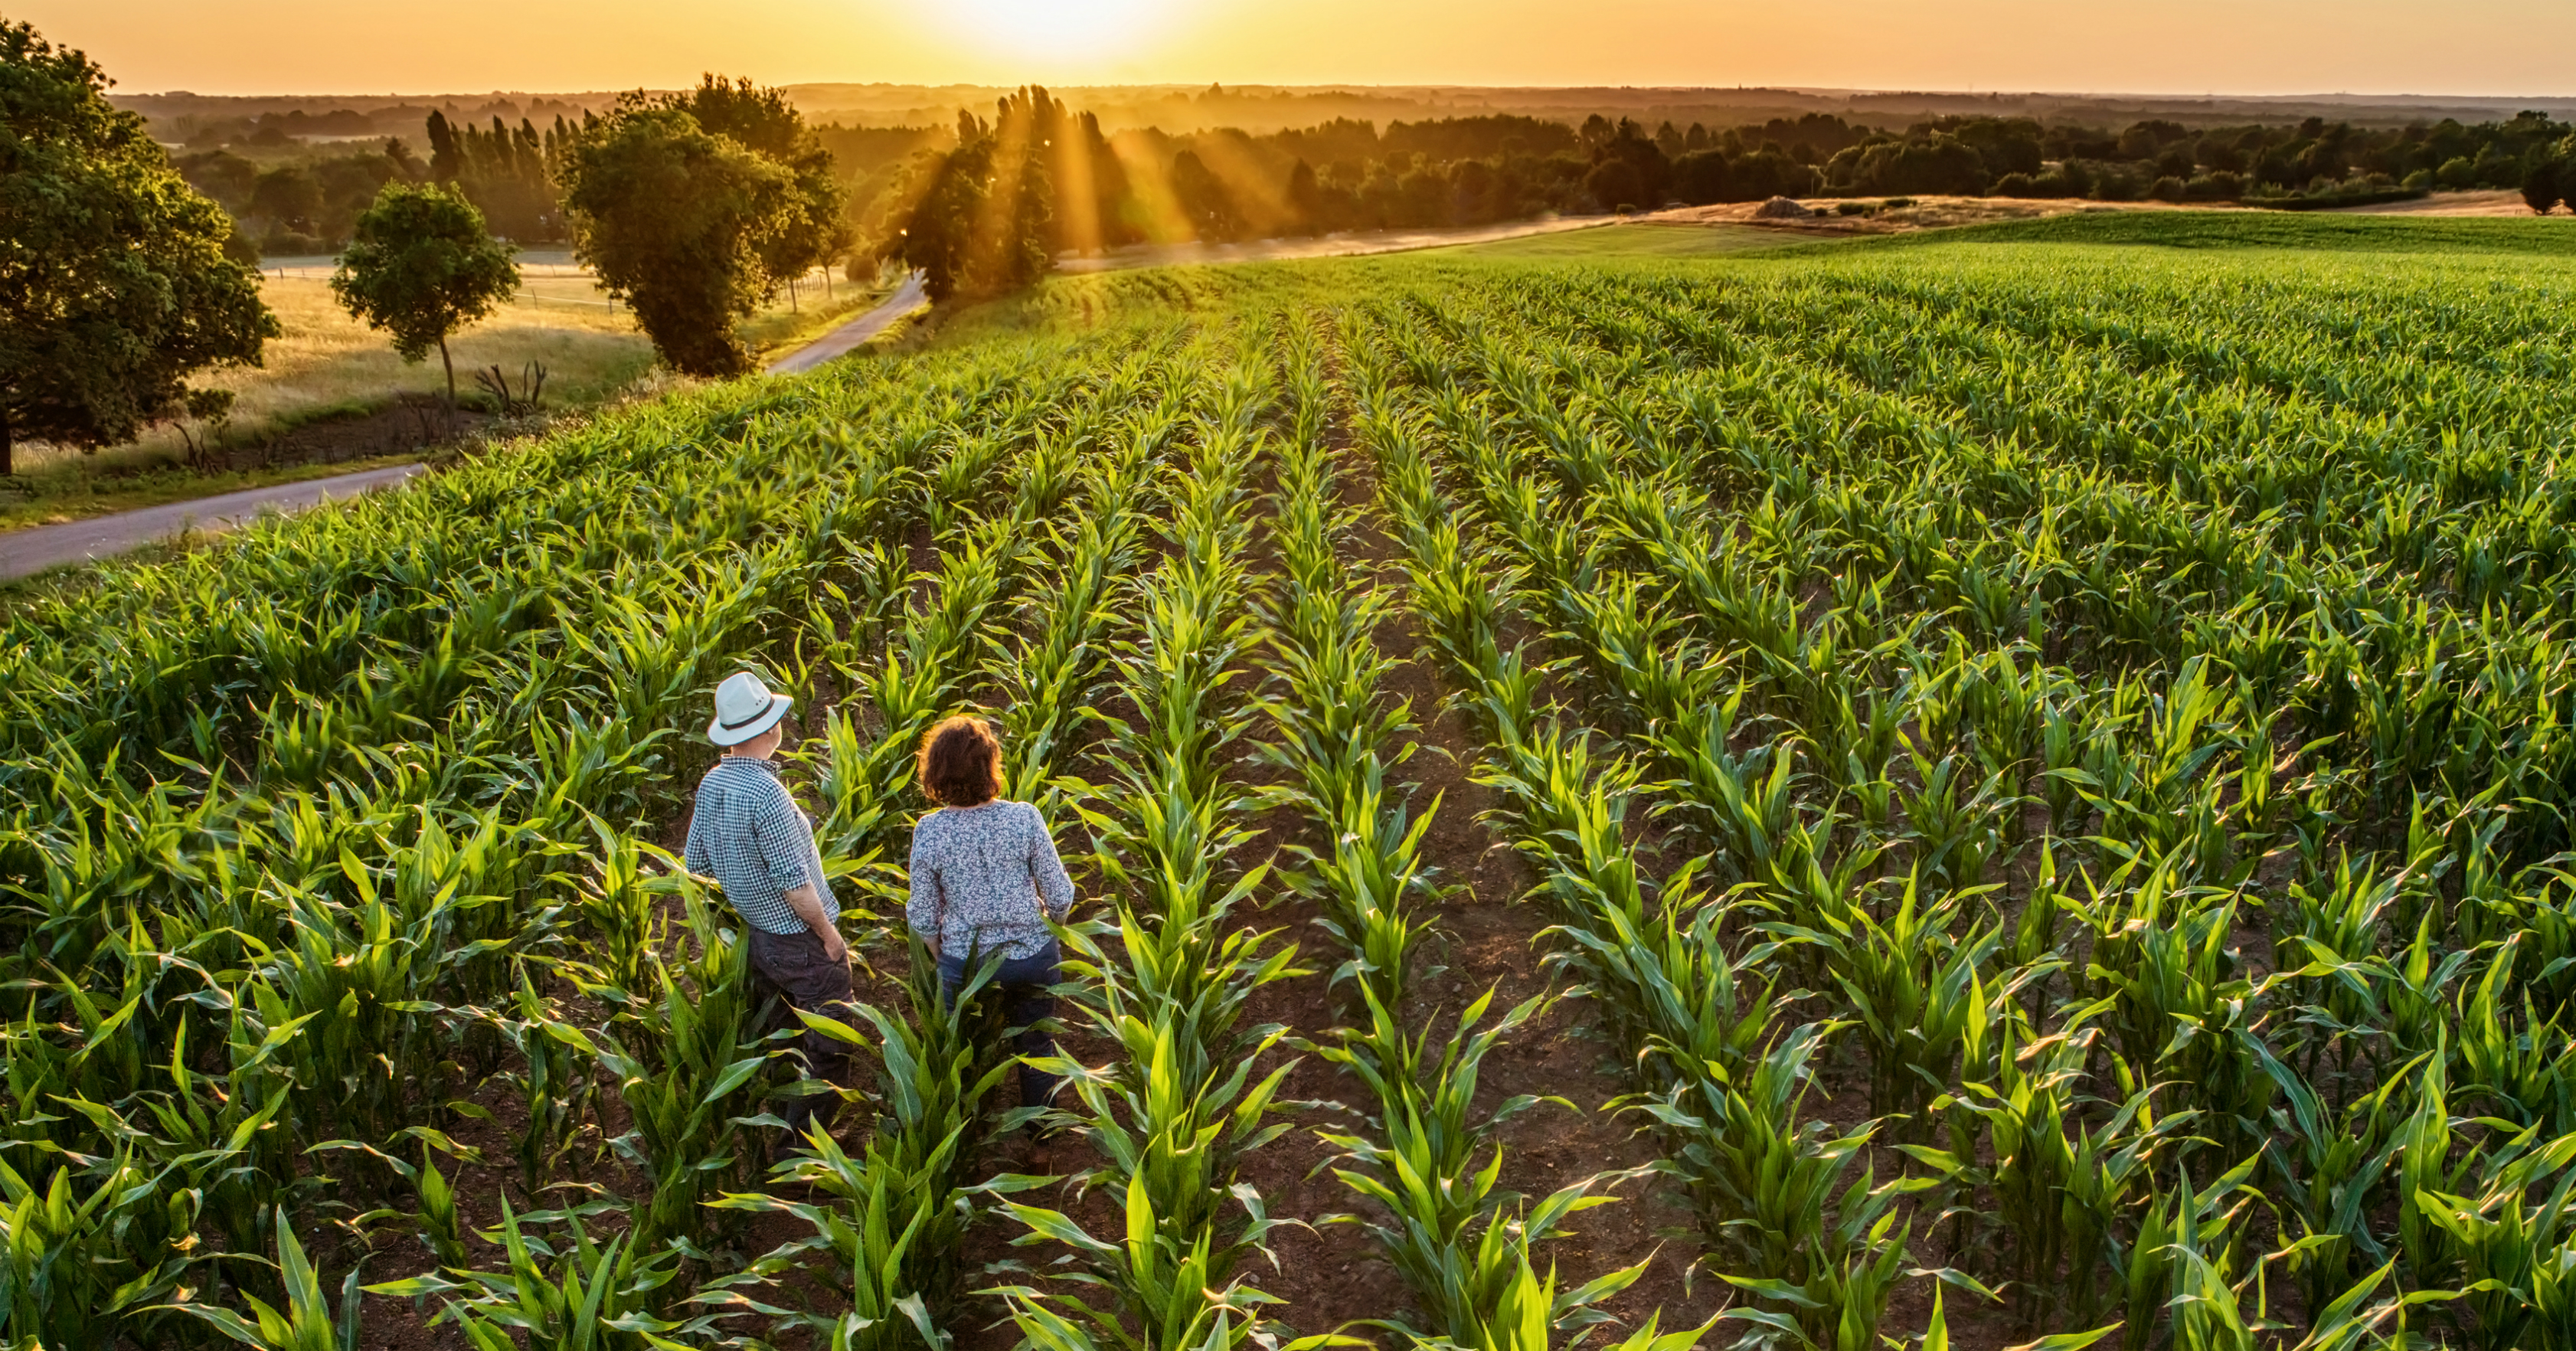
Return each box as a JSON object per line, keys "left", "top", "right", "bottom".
{"left": 682, "top": 670, "right": 851, "bottom": 1160}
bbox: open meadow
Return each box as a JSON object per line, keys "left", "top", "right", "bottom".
{"left": 11, "top": 211, "right": 2576, "bottom": 1351}
{"left": 2, "top": 257, "right": 883, "bottom": 532}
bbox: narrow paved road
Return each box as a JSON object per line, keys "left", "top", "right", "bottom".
{"left": 767, "top": 272, "right": 931, "bottom": 375}
{"left": 8, "top": 276, "right": 929, "bottom": 584}
{"left": 0, "top": 463, "right": 426, "bottom": 582}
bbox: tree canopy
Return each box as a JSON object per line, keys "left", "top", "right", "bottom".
{"left": 331, "top": 182, "right": 521, "bottom": 404}
{"left": 662, "top": 76, "right": 852, "bottom": 284}
{"left": 556, "top": 77, "right": 845, "bottom": 378}
{"left": 0, "top": 19, "right": 274, "bottom": 476}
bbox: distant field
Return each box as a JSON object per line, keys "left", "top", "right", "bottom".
{"left": 1839, "top": 207, "right": 2576, "bottom": 255}
{"left": 7, "top": 257, "right": 880, "bottom": 529}
{"left": 14, "top": 270, "right": 653, "bottom": 484}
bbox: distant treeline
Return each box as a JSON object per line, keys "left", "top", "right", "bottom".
{"left": 1816, "top": 110, "right": 2576, "bottom": 202}
{"left": 425, "top": 110, "right": 580, "bottom": 242}
{"left": 173, "top": 140, "right": 422, "bottom": 257}
{"left": 871, "top": 100, "right": 2576, "bottom": 273}
{"left": 168, "top": 90, "right": 2576, "bottom": 263}
{"left": 170, "top": 110, "right": 579, "bottom": 254}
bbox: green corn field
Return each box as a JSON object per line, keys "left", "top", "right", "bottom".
{"left": 7, "top": 213, "right": 2576, "bottom": 1351}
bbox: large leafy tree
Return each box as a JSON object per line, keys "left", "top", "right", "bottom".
{"left": 666, "top": 75, "right": 851, "bottom": 284}
{"left": 331, "top": 182, "right": 520, "bottom": 406}
{"left": 556, "top": 78, "right": 844, "bottom": 378}
{"left": 0, "top": 19, "right": 274, "bottom": 476}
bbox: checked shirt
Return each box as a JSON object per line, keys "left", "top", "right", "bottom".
{"left": 682, "top": 757, "right": 837, "bottom": 936}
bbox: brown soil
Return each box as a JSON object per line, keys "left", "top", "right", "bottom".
{"left": 224, "top": 398, "right": 495, "bottom": 473}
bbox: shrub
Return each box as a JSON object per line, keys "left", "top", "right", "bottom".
{"left": 2090, "top": 167, "right": 2143, "bottom": 202}
{"left": 2149, "top": 175, "right": 2187, "bottom": 202}
{"left": 1992, "top": 172, "right": 2040, "bottom": 198}
{"left": 2185, "top": 172, "right": 2244, "bottom": 201}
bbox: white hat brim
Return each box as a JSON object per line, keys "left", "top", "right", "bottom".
{"left": 708, "top": 693, "right": 793, "bottom": 746}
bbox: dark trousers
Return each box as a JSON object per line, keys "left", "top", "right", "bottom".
{"left": 938, "top": 939, "right": 1064, "bottom": 1118}
{"left": 745, "top": 926, "right": 856, "bottom": 1143}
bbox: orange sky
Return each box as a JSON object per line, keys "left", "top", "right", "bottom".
{"left": 20, "top": 0, "right": 2575, "bottom": 98}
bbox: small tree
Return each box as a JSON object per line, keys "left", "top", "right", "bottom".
{"left": 0, "top": 20, "right": 274, "bottom": 476}
{"left": 330, "top": 182, "right": 519, "bottom": 407}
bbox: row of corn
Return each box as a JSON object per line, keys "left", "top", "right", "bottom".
{"left": 1335, "top": 257, "right": 2576, "bottom": 1351}
{"left": 1257, "top": 317, "right": 1708, "bottom": 1351}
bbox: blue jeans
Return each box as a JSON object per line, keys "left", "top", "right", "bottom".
{"left": 937, "top": 939, "right": 1064, "bottom": 1119}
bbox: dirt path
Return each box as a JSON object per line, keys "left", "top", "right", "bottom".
{"left": 2324, "top": 188, "right": 2536, "bottom": 216}
{"left": 767, "top": 272, "right": 931, "bottom": 374}
{"left": 1054, "top": 216, "right": 1618, "bottom": 273}
{"left": 0, "top": 462, "right": 426, "bottom": 582}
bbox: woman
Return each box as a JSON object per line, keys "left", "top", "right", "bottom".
{"left": 905, "top": 715, "right": 1077, "bottom": 1133}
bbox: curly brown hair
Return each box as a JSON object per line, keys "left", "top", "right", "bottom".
{"left": 917, "top": 715, "right": 1004, "bottom": 807}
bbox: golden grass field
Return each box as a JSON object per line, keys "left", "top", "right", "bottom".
{"left": 6, "top": 257, "right": 884, "bottom": 528}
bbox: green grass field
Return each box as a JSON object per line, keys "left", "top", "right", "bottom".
{"left": 1813, "top": 206, "right": 2576, "bottom": 255}
{"left": 10, "top": 214, "right": 2576, "bottom": 1351}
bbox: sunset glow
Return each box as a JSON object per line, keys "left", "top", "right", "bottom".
{"left": 931, "top": 0, "right": 1175, "bottom": 64}
{"left": 15, "top": 0, "right": 2576, "bottom": 96}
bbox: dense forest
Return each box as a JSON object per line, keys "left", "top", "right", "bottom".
{"left": 162, "top": 87, "right": 2576, "bottom": 262}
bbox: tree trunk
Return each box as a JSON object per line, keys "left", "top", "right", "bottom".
{"left": 439, "top": 335, "right": 456, "bottom": 410}
{"left": 0, "top": 402, "right": 11, "bottom": 479}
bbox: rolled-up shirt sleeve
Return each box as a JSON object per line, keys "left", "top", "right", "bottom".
{"left": 750, "top": 780, "right": 821, "bottom": 894}
{"left": 907, "top": 828, "right": 942, "bottom": 942}
{"left": 1026, "top": 804, "right": 1075, "bottom": 920}
{"left": 683, "top": 790, "right": 713, "bottom": 877}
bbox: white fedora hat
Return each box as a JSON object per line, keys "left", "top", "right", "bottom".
{"left": 708, "top": 671, "right": 793, "bottom": 747}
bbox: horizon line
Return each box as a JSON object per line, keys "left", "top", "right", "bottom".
{"left": 110, "top": 80, "right": 2576, "bottom": 106}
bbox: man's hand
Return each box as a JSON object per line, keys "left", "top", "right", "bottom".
{"left": 784, "top": 883, "right": 847, "bottom": 963}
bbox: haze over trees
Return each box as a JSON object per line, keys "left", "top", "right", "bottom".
{"left": 856, "top": 99, "right": 2575, "bottom": 303}
{"left": 556, "top": 77, "right": 848, "bottom": 377}
{"left": 427, "top": 110, "right": 578, "bottom": 244}
{"left": 891, "top": 90, "right": 1067, "bottom": 300}
{"left": 0, "top": 18, "right": 275, "bottom": 476}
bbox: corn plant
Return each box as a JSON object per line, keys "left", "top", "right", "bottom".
{"left": 593, "top": 895, "right": 778, "bottom": 1256}
{"left": 705, "top": 943, "right": 1018, "bottom": 1348}
{"left": 159, "top": 1208, "right": 363, "bottom": 1351}
{"left": 368, "top": 1198, "right": 687, "bottom": 1351}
